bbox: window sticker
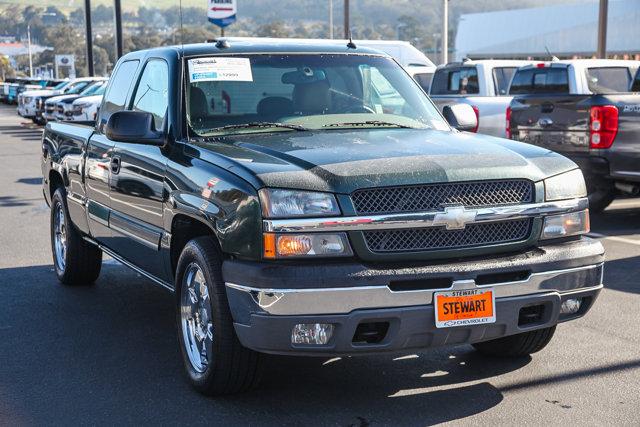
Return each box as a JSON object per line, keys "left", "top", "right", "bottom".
{"left": 188, "top": 57, "right": 253, "bottom": 82}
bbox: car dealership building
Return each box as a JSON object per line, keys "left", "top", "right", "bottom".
{"left": 455, "top": 0, "right": 640, "bottom": 61}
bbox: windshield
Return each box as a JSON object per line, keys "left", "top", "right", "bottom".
{"left": 65, "top": 81, "right": 91, "bottom": 95}
{"left": 186, "top": 54, "right": 448, "bottom": 136}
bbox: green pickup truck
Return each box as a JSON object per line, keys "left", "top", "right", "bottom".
{"left": 41, "top": 39, "right": 604, "bottom": 395}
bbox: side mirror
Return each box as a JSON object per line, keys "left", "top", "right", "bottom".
{"left": 105, "top": 110, "right": 165, "bottom": 145}
{"left": 442, "top": 103, "right": 478, "bottom": 132}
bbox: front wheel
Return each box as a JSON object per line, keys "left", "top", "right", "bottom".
{"left": 175, "top": 237, "right": 262, "bottom": 395}
{"left": 50, "top": 187, "right": 102, "bottom": 285}
{"left": 472, "top": 326, "right": 556, "bottom": 357}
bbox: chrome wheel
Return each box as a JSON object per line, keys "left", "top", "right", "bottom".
{"left": 53, "top": 202, "right": 67, "bottom": 271}
{"left": 180, "top": 263, "right": 214, "bottom": 373}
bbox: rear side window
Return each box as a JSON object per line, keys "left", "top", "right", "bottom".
{"left": 430, "top": 67, "right": 479, "bottom": 95}
{"left": 586, "top": 67, "right": 631, "bottom": 93}
{"left": 412, "top": 72, "right": 433, "bottom": 93}
{"left": 632, "top": 70, "right": 640, "bottom": 92}
{"left": 100, "top": 60, "right": 140, "bottom": 125}
{"left": 509, "top": 67, "right": 569, "bottom": 94}
{"left": 492, "top": 67, "right": 516, "bottom": 95}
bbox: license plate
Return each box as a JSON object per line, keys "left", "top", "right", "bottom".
{"left": 434, "top": 288, "right": 496, "bottom": 328}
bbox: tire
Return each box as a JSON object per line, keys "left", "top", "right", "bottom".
{"left": 588, "top": 189, "right": 615, "bottom": 213}
{"left": 50, "top": 187, "right": 102, "bottom": 285}
{"left": 472, "top": 326, "right": 556, "bottom": 357}
{"left": 175, "top": 237, "right": 262, "bottom": 395}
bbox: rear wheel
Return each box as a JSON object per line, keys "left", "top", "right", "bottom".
{"left": 175, "top": 237, "right": 262, "bottom": 395}
{"left": 473, "top": 326, "right": 556, "bottom": 357}
{"left": 50, "top": 187, "right": 102, "bottom": 285}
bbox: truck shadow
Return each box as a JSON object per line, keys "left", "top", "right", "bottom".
{"left": 0, "top": 262, "right": 525, "bottom": 425}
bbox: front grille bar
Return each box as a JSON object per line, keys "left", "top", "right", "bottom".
{"left": 262, "top": 198, "right": 588, "bottom": 233}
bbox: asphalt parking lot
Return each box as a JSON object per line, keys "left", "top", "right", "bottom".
{"left": 0, "top": 104, "right": 638, "bottom": 426}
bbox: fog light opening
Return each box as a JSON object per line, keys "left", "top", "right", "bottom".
{"left": 291, "top": 323, "right": 334, "bottom": 345}
{"left": 560, "top": 298, "right": 582, "bottom": 315}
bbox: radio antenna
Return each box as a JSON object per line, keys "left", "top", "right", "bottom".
{"left": 179, "top": 0, "right": 185, "bottom": 49}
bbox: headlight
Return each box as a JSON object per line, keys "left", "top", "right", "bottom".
{"left": 24, "top": 96, "right": 32, "bottom": 103}
{"left": 259, "top": 188, "right": 340, "bottom": 218}
{"left": 76, "top": 102, "right": 92, "bottom": 109}
{"left": 263, "top": 232, "right": 352, "bottom": 258}
{"left": 544, "top": 169, "right": 587, "bottom": 201}
{"left": 541, "top": 210, "right": 590, "bottom": 240}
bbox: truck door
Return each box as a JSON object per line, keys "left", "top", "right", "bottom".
{"left": 85, "top": 59, "right": 140, "bottom": 245}
{"left": 108, "top": 59, "right": 169, "bottom": 280}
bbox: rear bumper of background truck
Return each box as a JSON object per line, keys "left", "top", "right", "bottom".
{"left": 223, "top": 238, "right": 604, "bottom": 356}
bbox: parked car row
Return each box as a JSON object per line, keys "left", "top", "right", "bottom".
{"left": 14, "top": 77, "right": 106, "bottom": 125}
{"left": 0, "top": 77, "right": 65, "bottom": 104}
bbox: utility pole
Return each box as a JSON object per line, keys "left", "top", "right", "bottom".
{"left": 328, "top": 0, "right": 333, "bottom": 39}
{"left": 27, "top": 23, "right": 33, "bottom": 78}
{"left": 85, "top": 0, "right": 94, "bottom": 76}
{"left": 343, "top": 0, "right": 350, "bottom": 39}
{"left": 597, "top": 0, "right": 608, "bottom": 58}
{"left": 442, "top": 0, "right": 448, "bottom": 64}
{"left": 114, "top": 0, "right": 123, "bottom": 59}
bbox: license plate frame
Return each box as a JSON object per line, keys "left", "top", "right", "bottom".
{"left": 434, "top": 288, "right": 496, "bottom": 329}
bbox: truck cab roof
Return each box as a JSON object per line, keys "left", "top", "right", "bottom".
{"left": 122, "top": 39, "right": 393, "bottom": 62}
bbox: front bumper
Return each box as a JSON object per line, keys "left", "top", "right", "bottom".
{"left": 224, "top": 238, "right": 604, "bottom": 355}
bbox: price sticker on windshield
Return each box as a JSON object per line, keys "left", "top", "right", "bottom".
{"left": 188, "top": 57, "right": 253, "bottom": 82}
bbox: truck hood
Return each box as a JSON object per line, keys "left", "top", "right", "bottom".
{"left": 192, "top": 129, "right": 578, "bottom": 193}
{"left": 72, "top": 95, "right": 102, "bottom": 106}
{"left": 46, "top": 94, "right": 74, "bottom": 105}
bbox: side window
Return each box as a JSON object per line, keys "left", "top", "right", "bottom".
{"left": 412, "top": 72, "right": 433, "bottom": 93}
{"left": 131, "top": 59, "right": 169, "bottom": 130}
{"left": 430, "top": 67, "right": 479, "bottom": 95}
{"left": 100, "top": 60, "right": 139, "bottom": 125}
{"left": 492, "top": 67, "right": 516, "bottom": 95}
{"left": 586, "top": 67, "right": 631, "bottom": 93}
{"left": 632, "top": 70, "right": 640, "bottom": 92}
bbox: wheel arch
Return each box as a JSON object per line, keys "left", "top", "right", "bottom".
{"left": 169, "top": 212, "right": 221, "bottom": 278}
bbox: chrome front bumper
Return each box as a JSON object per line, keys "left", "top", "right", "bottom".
{"left": 226, "top": 263, "right": 603, "bottom": 316}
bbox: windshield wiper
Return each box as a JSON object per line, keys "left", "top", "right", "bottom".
{"left": 322, "top": 120, "right": 420, "bottom": 129}
{"left": 202, "top": 122, "right": 310, "bottom": 134}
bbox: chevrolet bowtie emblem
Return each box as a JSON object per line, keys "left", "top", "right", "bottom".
{"left": 433, "top": 206, "right": 477, "bottom": 230}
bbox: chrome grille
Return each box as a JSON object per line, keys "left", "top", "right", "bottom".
{"left": 351, "top": 180, "right": 533, "bottom": 215}
{"left": 364, "top": 219, "right": 531, "bottom": 253}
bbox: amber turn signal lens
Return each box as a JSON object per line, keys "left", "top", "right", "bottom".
{"left": 263, "top": 233, "right": 276, "bottom": 259}
{"left": 277, "top": 235, "right": 312, "bottom": 256}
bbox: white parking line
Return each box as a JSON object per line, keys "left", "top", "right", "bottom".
{"left": 587, "top": 232, "right": 640, "bottom": 246}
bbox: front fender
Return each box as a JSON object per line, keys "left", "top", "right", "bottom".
{"left": 164, "top": 146, "right": 263, "bottom": 260}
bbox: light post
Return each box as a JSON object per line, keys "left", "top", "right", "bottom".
{"left": 442, "top": 0, "right": 449, "bottom": 65}
{"left": 27, "top": 12, "right": 56, "bottom": 78}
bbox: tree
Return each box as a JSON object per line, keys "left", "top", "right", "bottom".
{"left": 256, "top": 21, "right": 290, "bottom": 38}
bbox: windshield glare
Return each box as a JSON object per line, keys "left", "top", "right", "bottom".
{"left": 186, "top": 54, "right": 448, "bottom": 136}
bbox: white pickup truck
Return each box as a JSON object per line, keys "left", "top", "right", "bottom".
{"left": 429, "top": 59, "right": 535, "bottom": 137}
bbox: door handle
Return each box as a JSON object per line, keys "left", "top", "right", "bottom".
{"left": 111, "top": 156, "right": 121, "bottom": 174}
